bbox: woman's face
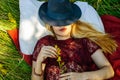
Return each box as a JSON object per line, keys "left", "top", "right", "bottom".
{"left": 52, "top": 24, "right": 72, "bottom": 39}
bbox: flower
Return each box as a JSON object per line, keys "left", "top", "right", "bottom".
{"left": 54, "top": 45, "right": 64, "bottom": 70}
{"left": 1, "top": 69, "right": 7, "bottom": 75}
{"left": 0, "top": 63, "right": 7, "bottom": 75}
{"left": 8, "top": 13, "right": 16, "bottom": 24}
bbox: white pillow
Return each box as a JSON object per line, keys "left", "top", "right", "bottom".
{"left": 19, "top": 0, "right": 105, "bottom": 55}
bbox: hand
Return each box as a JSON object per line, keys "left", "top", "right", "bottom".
{"left": 60, "top": 72, "right": 88, "bottom": 80}
{"left": 37, "top": 46, "right": 58, "bottom": 63}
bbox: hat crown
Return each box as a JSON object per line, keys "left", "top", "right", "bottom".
{"left": 39, "top": 0, "right": 81, "bottom": 26}
{"left": 47, "top": 0, "right": 73, "bottom": 20}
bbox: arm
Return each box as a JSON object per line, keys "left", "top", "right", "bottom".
{"left": 31, "top": 61, "right": 45, "bottom": 80}
{"left": 60, "top": 49, "right": 114, "bottom": 80}
{"left": 84, "top": 49, "right": 114, "bottom": 79}
{"left": 31, "top": 46, "right": 58, "bottom": 80}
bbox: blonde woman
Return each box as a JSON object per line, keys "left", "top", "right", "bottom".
{"left": 32, "top": 0, "right": 117, "bottom": 80}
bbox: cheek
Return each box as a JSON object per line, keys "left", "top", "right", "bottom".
{"left": 53, "top": 28, "right": 59, "bottom": 33}
{"left": 66, "top": 27, "right": 72, "bottom": 34}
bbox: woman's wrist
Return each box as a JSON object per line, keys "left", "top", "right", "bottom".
{"left": 36, "top": 58, "right": 43, "bottom": 64}
{"left": 34, "top": 61, "right": 43, "bottom": 76}
{"left": 34, "top": 68, "right": 43, "bottom": 76}
{"left": 79, "top": 72, "right": 89, "bottom": 80}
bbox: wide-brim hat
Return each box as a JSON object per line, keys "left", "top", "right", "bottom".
{"left": 39, "top": 0, "right": 81, "bottom": 26}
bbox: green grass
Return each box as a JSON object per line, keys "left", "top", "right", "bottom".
{"left": 0, "top": 0, "right": 120, "bottom": 80}
{"left": 0, "top": 31, "right": 32, "bottom": 80}
{"left": 0, "top": 0, "right": 31, "bottom": 80}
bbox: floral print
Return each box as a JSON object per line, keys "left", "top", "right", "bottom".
{"left": 33, "top": 35, "right": 100, "bottom": 80}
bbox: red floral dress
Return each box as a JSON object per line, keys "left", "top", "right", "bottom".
{"left": 33, "top": 35, "right": 100, "bottom": 80}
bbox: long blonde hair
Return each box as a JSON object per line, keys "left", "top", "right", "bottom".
{"left": 45, "top": 20, "right": 118, "bottom": 54}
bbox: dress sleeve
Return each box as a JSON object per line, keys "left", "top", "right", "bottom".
{"left": 32, "top": 39, "right": 44, "bottom": 61}
{"left": 85, "top": 38, "right": 101, "bottom": 55}
{"left": 32, "top": 36, "right": 50, "bottom": 61}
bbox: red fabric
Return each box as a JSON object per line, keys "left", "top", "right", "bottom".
{"left": 7, "top": 28, "right": 32, "bottom": 66}
{"left": 7, "top": 29, "right": 20, "bottom": 51}
{"left": 20, "top": 52, "right": 32, "bottom": 66}
{"left": 101, "top": 15, "right": 120, "bottom": 80}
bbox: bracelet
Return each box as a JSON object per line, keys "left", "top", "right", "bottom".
{"left": 34, "top": 68, "right": 43, "bottom": 76}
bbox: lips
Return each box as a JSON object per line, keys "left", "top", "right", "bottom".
{"left": 59, "top": 28, "right": 67, "bottom": 31}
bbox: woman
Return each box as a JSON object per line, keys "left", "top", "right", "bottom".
{"left": 32, "top": 0, "right": 117, "bottom": 80}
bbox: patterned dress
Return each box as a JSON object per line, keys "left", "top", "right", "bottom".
{"left": 33, "top": 35, "right": 100, "bottom": 80}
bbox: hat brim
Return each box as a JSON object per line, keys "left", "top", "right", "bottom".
{"left": 39, "top": 2, "right": 81, "bottom": 26}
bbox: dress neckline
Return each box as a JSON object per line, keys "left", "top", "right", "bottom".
{"left": 55, "top": 37, "right": 74, "bottom": 45}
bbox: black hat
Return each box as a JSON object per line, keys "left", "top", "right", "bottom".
{"left": 39, "top": 0, "right": 81, "bottom": 26}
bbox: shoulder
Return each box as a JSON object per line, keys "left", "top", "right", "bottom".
{"left": 76, "top": 37, "right": 90, "bottom": 42}
{"left": 80, "top": 38, "right": 97, "bottom": 46}
{"left": 77, "top": 38, "right": 100, "bottom": 49}
{"left": 32, "top": 35, "right": 54, "bottom": 61}
{"left": 74, "top": 38, "right": 91, "bottom": 45}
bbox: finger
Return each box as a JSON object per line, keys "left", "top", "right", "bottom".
{"left": 43, "top": 46, "right": 56, "bottom": 51}
{"left": 43, "top": 46, "right": 58, "bottom": 57}
{"left": 45, "top": 48, "right": 58, "bottom": 57}
{"left": 59, "top": 77, "right": 69, "bottom": 80}
{"left": 60, "top": 73, "right": 70, "bottom": 78}
{"left": 41, "top": 53, "right": 56, "bottom": 61}
{"left": 45, "top": 46, "right": 57, "bottom": 52}
{"left": 44, "top": 52, "right": 57, "bottom": 58}
{"left": 60, "top": 75, "right": 71, "bottom": 80}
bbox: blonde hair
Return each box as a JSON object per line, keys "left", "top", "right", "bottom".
{"left": 45, "top": 20, "right": 118, "bottom": 54}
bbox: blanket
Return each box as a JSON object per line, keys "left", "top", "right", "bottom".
{"left": 101, "top": 15, "right": 120, "bottom": 80}
{"left": 7, "top": 0, "right": 120, "bottom": 79}
{"left": 7, "top": 14, "right": 120, "bottom": 80}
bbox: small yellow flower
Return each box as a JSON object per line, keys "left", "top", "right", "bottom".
{"left": 8, "top": 13, "right": 16, "bottom": 23}
{"left": 55, "top": 45, "right": 61, "bottom": 55}
{"left": 54, "top": 45, "right": 64, "bottom": 69}
{"left": 0, "top": 64, "right": 3, "bottom": 68}
{"left": 0, "top": 64, "right": 7, "bottom": 75}
{"left": 57, "top": 48, "right": 61, "bottom": 55}
{"left": 57, "top": 56, "right": 61, "bottom": 62}
{"left": 54, "top": 45, "right": 58, "bottom": 49}
{"left": 1, "top": 69, "right": 7, "bottom": 75}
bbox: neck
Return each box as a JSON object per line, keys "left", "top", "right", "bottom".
{"left": 55, "top": 34, "right": 71, "bottom": 40}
